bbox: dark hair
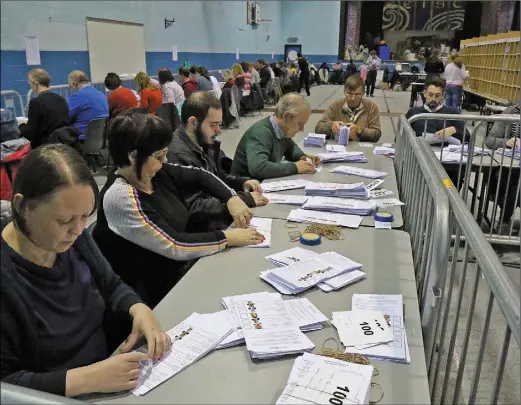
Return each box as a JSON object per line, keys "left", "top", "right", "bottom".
{"left": 181, "top": 91, "right": 222, "bottom": 125}
{"left": 10, "top": 144, "right": 99, "bottom": 238}
{"left": 297, "top": 52, "right": 302, "bottom": 58}
{"left": 104, "top": 72, "right": 121, "bottom": 90}
{"left": 178, "top": 67, "right": 190, "bottom": 78}
{"left": 158, "top": 68, "right": 175, "bottom": 85}
{"left": 425, "top": 76, "right": 446, "bottom": 91}
{"left": 344, "top": 75, "right": 365, "bottom": 91}
{"left": 107, "top": 111, "right": 173, "bottom": 180}
{"left": 190, "top": 66, "right": 210, "bottom": 80}
{"left": 257, "top": 59, "right": 266, "bottom": 66}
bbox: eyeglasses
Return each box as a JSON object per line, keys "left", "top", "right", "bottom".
{"left": 151, "top": 152, "right": 168, "bottom": 163}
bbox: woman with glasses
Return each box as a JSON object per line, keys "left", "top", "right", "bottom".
{"left": 93, "top": 111, "right": 263, "bottom": 308}
{"left": 314, "top": 75, "right": 382, "bottom": 142}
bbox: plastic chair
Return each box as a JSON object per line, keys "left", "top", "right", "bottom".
{"left": 83, "top": 117, "right": 108, "bottom": 173}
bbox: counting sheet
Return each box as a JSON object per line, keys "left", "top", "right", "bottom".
{"left": 233, "top": 298, "right": 295, "bottom": 330}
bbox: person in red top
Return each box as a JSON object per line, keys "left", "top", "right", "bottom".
{"left": 104, "top": 72, "right": 138, "bottom": 117}
{"left": 178, "top": 67, "right": 199, "bottom": 97}
{"left": 135, "top": 72, "right": 162, "bottom": 114}
{"left": 221, "top": 69, "right": 236, "bottom": 89}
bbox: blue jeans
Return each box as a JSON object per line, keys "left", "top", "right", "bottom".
{"left": 445, "top": 85, "right": 463, "bottom": 110}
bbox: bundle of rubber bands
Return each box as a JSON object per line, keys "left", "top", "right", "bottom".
{"left": 304, "top": 223, "right": 344, "bottom": 241}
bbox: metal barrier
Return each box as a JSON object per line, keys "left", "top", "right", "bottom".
{"left": 1, "top": 382, "right": 85, "bottom": 404}
{"left": 405, "top": 113, "right": 520, "bottom": 248}
{"left": 1, "top": 90, "right": 26, "bottom": 118}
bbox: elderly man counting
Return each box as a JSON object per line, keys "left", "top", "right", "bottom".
{"left": 231, "top": 93, "right": 320, "bottom": 180}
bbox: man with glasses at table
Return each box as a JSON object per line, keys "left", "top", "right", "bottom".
{"left": 315, "top": 75, "right": 381, "bottom": 142}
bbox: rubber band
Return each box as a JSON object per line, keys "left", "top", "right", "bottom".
{"left": 370, "top": 382, "right": 384, "bottom": 404}
{"left": 285, "top": 221, "right": 298, "bottom": 229}
{"left": 288, "top": 231, "right": 301, "bottom": 242}
{"left": 304, "top": 224, "right": 345, "bottom": 240}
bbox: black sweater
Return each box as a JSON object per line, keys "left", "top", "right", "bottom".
{"left": 406, "top": 106, "right": 466, "bottom": 142}
{"left": 93, "top": 163, "right": 236, "bottom": 308}
{"left": 20, "top": 91, "right": 70, "bottom": 149}
{"left": 0, "top": 232, "right": 142, "bottom": 396}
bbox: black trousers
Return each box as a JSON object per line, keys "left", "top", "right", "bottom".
{"left": 298, "top": 72, "right": 310, "bottom": 96}
{"left": 365, "top": 70, "right": 377, "bottom": 95}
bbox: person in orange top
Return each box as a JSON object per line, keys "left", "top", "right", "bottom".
{"left": 105, "top": 72, "right": 138, "bottom": 117}
{"left": 135, "top": 72, "right": 162, "bottom": 114}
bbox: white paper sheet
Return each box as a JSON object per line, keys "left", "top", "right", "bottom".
{"left": 371, "top": 197, "right": 405, "bottom": 208}
{"left": 245, "top": 217, "right": 272, "bottom": 248}
{"left": 263, "top": 194, "right": 309, "bottom": 205}
{"left": 287, "top": 208, "right": 363, "bottom": 229}
{"left": 172, "top": 45, "right": 178, "bottom": 61}
{"left": 330, "top": 165, "right": 388, "bottom": 179}
{"left": 317, "top": 270, "right": 366, "bottom": 292}
{"left": 284, "top": 298, "right": 329, "bottom": 329}
{"left": 266, "top": 247, "right": 319, "bottom": 267}
{"left": 326, "top": 144, "right": 347, "bottom": 153}
{"left": 262, "top": 179, "right": 311, "bottom": 193}
{"left": 24, "top": 35, "right": 41, "bottom": 65}
{"left": 423, "top": 132, "right": 462, "bottom": 146}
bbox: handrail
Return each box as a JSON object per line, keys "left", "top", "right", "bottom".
{"left": 408, "top": 112, "right": 519, "bottom": 125}
{"left": 1, "top": 90, "right": 27, "bottom": 117}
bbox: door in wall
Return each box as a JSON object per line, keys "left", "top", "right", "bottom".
{"left": 285, "top": 44, "right": 302, "bottom": 64}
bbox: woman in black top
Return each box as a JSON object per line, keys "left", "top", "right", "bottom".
{"left": 424, "top": 53, "right": 445, "bottom": 82}
{"left": 1, "top": 144, "right": 170, "bottom": 397}
{"left": 93, "top": 112, "right": 263, "bottom": 307}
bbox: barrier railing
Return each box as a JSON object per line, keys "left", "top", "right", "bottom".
{"left": 0, "top": 382, "right": 85, "bottom": 404}
{"left": 406, "top": 113, "right": 520, "bottom": 248}
{"left": 1, "top": 90, "right": 26, "bottom": 118}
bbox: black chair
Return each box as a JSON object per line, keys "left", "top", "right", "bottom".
{"left": 83, "top": 118, "right": 108, "bottom": 173}
{"left": 156, "top": 103, "right": 181, "bottom": 133}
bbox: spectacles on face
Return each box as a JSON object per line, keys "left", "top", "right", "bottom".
{"left": 151, "top": 151, "right": 168, "bottom": 163}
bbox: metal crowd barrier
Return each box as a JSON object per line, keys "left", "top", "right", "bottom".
{"left": 1, "top": 90, "right": 26, "bottom": 118}
{"left": 0, "top": 382, "right": 85, "bottom": 404}
{"left": 406, "top": 113, "right": 520, "bottom": 248}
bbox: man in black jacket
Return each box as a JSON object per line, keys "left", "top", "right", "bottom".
{"left": 297, "top": 52, "right": 311, "bottom": 96}
{"left": 257, "top": 59, "right": 272, "bottom": 99}
{"left": 167, "top": 92, "right": 268, "bottom": 232}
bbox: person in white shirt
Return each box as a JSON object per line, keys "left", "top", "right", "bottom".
{"left": 157, "top": 68, "right": 185, "bottom": 109}
{"left": 444, "top": 54, "right": 469, "bottom": 111}
{"left": 364, "top": 50, "right": 381, "bottom": 97}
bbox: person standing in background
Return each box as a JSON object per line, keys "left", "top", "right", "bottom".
{"left": 365, "top": 50, "right": 381, "bottom": 97}
{"left": 297, "top": 52, "right": 310, "bottom": 96}
{"left": 424, "top": 50, "right": 445, "bottom": 82}
{"left": 178, "top": 67, "right": 199, "bottom": 97}
{"left": 444, "top": 54, "right": 469, "bottom": 111}
{"left": 378, "top": 40, "right": 391, "bottom": 61}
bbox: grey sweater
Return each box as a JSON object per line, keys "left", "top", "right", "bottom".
{"left": 485, "top": 105, "right": 520, "bottom": 150}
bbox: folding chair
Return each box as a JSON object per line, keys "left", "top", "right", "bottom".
{"left": 83, "top": 117, "right": 108, "bottom": 173}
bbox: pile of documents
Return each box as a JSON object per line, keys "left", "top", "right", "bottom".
{"left": 303, "top": 133, "right": 327, "bottom": 147}
{"left": 287, "top": 208, "right": 364, "bottom": 229}
{"left": 265, "top": 247, "right": 366, "bottom": 293}
{"left": 260, "top": 251, "right": 364, "bottom": 295}
{"left": 496, "top": 147, "right": 521, "bottom": 160}
{"left": 262, "top": 179, "right": 311, "bottom": 193}
{"left": 326, "top": 144, "right": 346, "bottom": 153}
{"left": 433, "top": 149, "right": 468, "bottom": 164}
{"left": 132, "top": 311, "right": 235, "bottom": 395}
{"left": 447, "top": 145, "right": 490, "bottom": 155}
{"left": 276, "top": 353, "right": 374, "bottom": 405}
{"left": 330, "top": 165, "right": 388, "bottom": 179}
{"left": 302, "top": 196, "right": 377, "bottom": 216}
{"left": 304, "top": 182, "right": 369, "bottom": 199}
{"left": 264, "top": 193, "right": 309, "bottom": 205}
{"left": 423, "top": 132, "right": 462, "bottom": 146}
{"left": 374, "top": 146, "right": 395, "bottom": 156}
{"left": 342, "top": 294, "right": 411, "bottom": 364}
{"left": 317, "top": 151, "right": 368, "bottom": 163}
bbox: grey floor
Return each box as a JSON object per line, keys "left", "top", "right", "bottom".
{"left": 91, "top": 86, "right": 520, "bottom": 404}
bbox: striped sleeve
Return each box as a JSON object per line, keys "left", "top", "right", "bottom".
{"left": 103, "top": 178, "right": 228, "bottom": 262}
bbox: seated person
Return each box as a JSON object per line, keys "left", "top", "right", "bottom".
{"left": 232, "top": 63, "right": 249, "bottom": 90}
{"left": 68, "top": 70, "right": 109, "bottom": 141}
{"left": 221, "top": 70, "right": 236, "bottom": 89}
{"left": 105, "top": 72, "right": 138, "bottom": 118}
{"left": 178, "top": 67, "right": 199, "bottom": 97}
{"left": 22, "top": 68, "right": 70, "bottom": 149}
{"left": 331, "top": 61, "right": 344, "bottom": 84}
{"left": 406, "top": 77, "right": 466, "bottom": 144}
{"left": 315, "top": 75, "right": 381, "bottom": 142}
{"left": 318, "top": 62, "right": 330, "bottom": 84}
{"left": 231, "top": 93, "right": 320, "bottom": 180}
{"left": 167, "top": 92, "right": 268, "bottom": 232}
{"left": 1, "top": 143, "right": 170, "bottom": 396}
{"left": 257, "top": 59, "right": 271, "bottom": 93}
{"left": 93, "top": 112, "right": 263, "bottom": 308}
{"left": 157, "top": 68, "right": 185, "bottom": 110}
{"left": 189, "top": 66, "right": 214, "bottom": 91}
{"left": 135, "top": 72, "right": 162, "bottom": 115}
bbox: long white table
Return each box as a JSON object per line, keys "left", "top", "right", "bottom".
{"left": 91, "top": 220, "right": 430, "bottom": 405}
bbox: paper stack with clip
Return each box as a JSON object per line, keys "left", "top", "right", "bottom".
{"left": 286, "top": 208, "right": 363, "bottom": 229}
{"left": 302, "top": 196, "right": 377, "bottom": 216}
{"left": 373, "top": 146, "right": 395, "bottom": 156}
{"left": 303, "top": 133, "right": 327, "bottom": 147}
{"left": 304, "top": 182, "right": 369, "bottom": 199}
{"left": 317, "top": 151, "right": 368, "bottom": 163}
{"left": 326, "top": 144, "right": 346, "bottom": 153}
{"left": 262, "top": 179, "right": 311, "bottom": 193}
{"left": 331, "top": 165, "right": 388, "bottom": 179}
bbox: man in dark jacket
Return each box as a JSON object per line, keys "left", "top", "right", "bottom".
{"left": 297, "top": 52, "right": 311, "bottom": 96}
{"left": 257, "top": 59, "right": 272, "bottom": 98}
{"left": 167, "top": 92, "right": 268, "bottom": 232}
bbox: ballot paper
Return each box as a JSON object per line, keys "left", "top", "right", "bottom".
{"left": 433, "top": 150, "right": 468, "bottom": 164}
{"left": 423, "top": 132, "right": 462, "bottom": 146}
{"left": 447, "top": 145, "right": 491, "bottom": 155}
{"left": 373, "top": 146, "right": 395, "bottom": 156}
{"left": 317, "top": 151, "right": 368, "bottom": 163}
{"left": 317, "top": 269, "right": 366, "bottom": 292}
{"left": 304, "top": 133, "right": 327, "bottom": 147}
{"left": 303, "top": 196, "right": 377, "bottom": 216}
{"left": 132, "top": 311, "right": 233, "bottom": 395}
{"left": 326, "top": 144, "right": 347, "bottom": 153}
{"left": 287, "top": 208, "right": 363, "bottom": 229}
{"left": 221, "top": 291, "right": 280, "bottom": 310}
{"left": 359, "top": 142, "right": 375, "bottom": 148}
{"left": 263, "top": 193, "right": 309, "bottom": 205}
{"left": 262, "top": 252, "right": 363, "bottom": 295}
{"left": 276, "top": 353, "right": 374, "bottom": 405}
{"left": 346, "top": 294, "right": 411, "bottom": 364}
{"left": 331, "top": 165, "right": 388, "bottom": 179}
{"left": 332, "top": 310, "right": 393, "bottom": 347}
{"left": 371, "top": 197, "right": 405, "bottom": 208}
{"left": 245, "top": 217, "right": 272, "bottom": 248}
{"left": 284, "top": 298, "right": 329, "bottom": 331}
{"left": 305, "top": 182, "right": 369, "bottom": 199}
{"left": 368, "top": 189, "right": 393, "bottom": 198}
{"left": 496, "top": 147, "right": 521, "bottom": 160}
{"left": 266, "top": 247, "right": 319, "bottom": 267}
{"left": 262, "top": 179, "right": 311, "bottom": 193}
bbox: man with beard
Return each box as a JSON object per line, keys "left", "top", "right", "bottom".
{"left": 167, "top": 92, "right": 268, "bottom": 232}
{"left": 406, "top": 77, "right": 466, "bottom": 143}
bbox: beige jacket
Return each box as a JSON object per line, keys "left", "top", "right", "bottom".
{"left": 315, "top": 98, "right": 382, "bottom": 142}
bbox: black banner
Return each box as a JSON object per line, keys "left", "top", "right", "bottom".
{"left": 382, "top": 1, "right": 465, "bottom": 31}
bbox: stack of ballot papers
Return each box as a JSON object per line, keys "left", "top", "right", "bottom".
{"left": 344, "top": 294, "right": 411, "bottom": 364}
{"left": 303, "top": 196, "right": 376, "bottom": 216}
{"left": 317, "top": 151, "right": 368, "bottom": 163}
{"left": 265, "top": 247, "right": 366, "bottom": 293}
{"left": 132, "top": 311, "right": 234, "bottom": 395}
{"left": 496, "top": 147, "right": 521, "bottom": 160}
{"left": 326, "top": 144, "right": 346, "bottom": 153}
{"left": 304, "top": 133, "right": 327, "bottom": 147}
{"left": 330, "top": 165, "right": 388, "bottom": 179}
{"left": 264, "top": 193, "right": 309, "bottom": 205}
{"left": 423, "top": 132, "right": 462, "bottom": 146}
{"left": 262, "top": 179, "right": 311, "bottom": 193}
{"left": 373, "top": 146, "right": 395, "bottom": 156}
{"left": 447, "top": 145, "right": 491, "bottom": 155}
{"left": 287, "top": 208, "right": 363, "bottom": 229}
{"left": 304, "top": 182, "right": 369, "bottom": 199}
{"left": 260, "top": 251, "right": 363, "bottom": 295}
{"left": 276, "top": 353, "right": 374, "bottom": 405}
{"left": 433, "top": 149, "right": 468, "bottom": 164}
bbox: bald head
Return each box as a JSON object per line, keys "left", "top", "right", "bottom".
{"left": 28, "top": 68, "right": 51, "bottom": 87}
{"left": 274, "top": 93, "right": 311, "bottom": 119}
{"left": 68, "top": 70, "right": 89, "bottom": 92}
